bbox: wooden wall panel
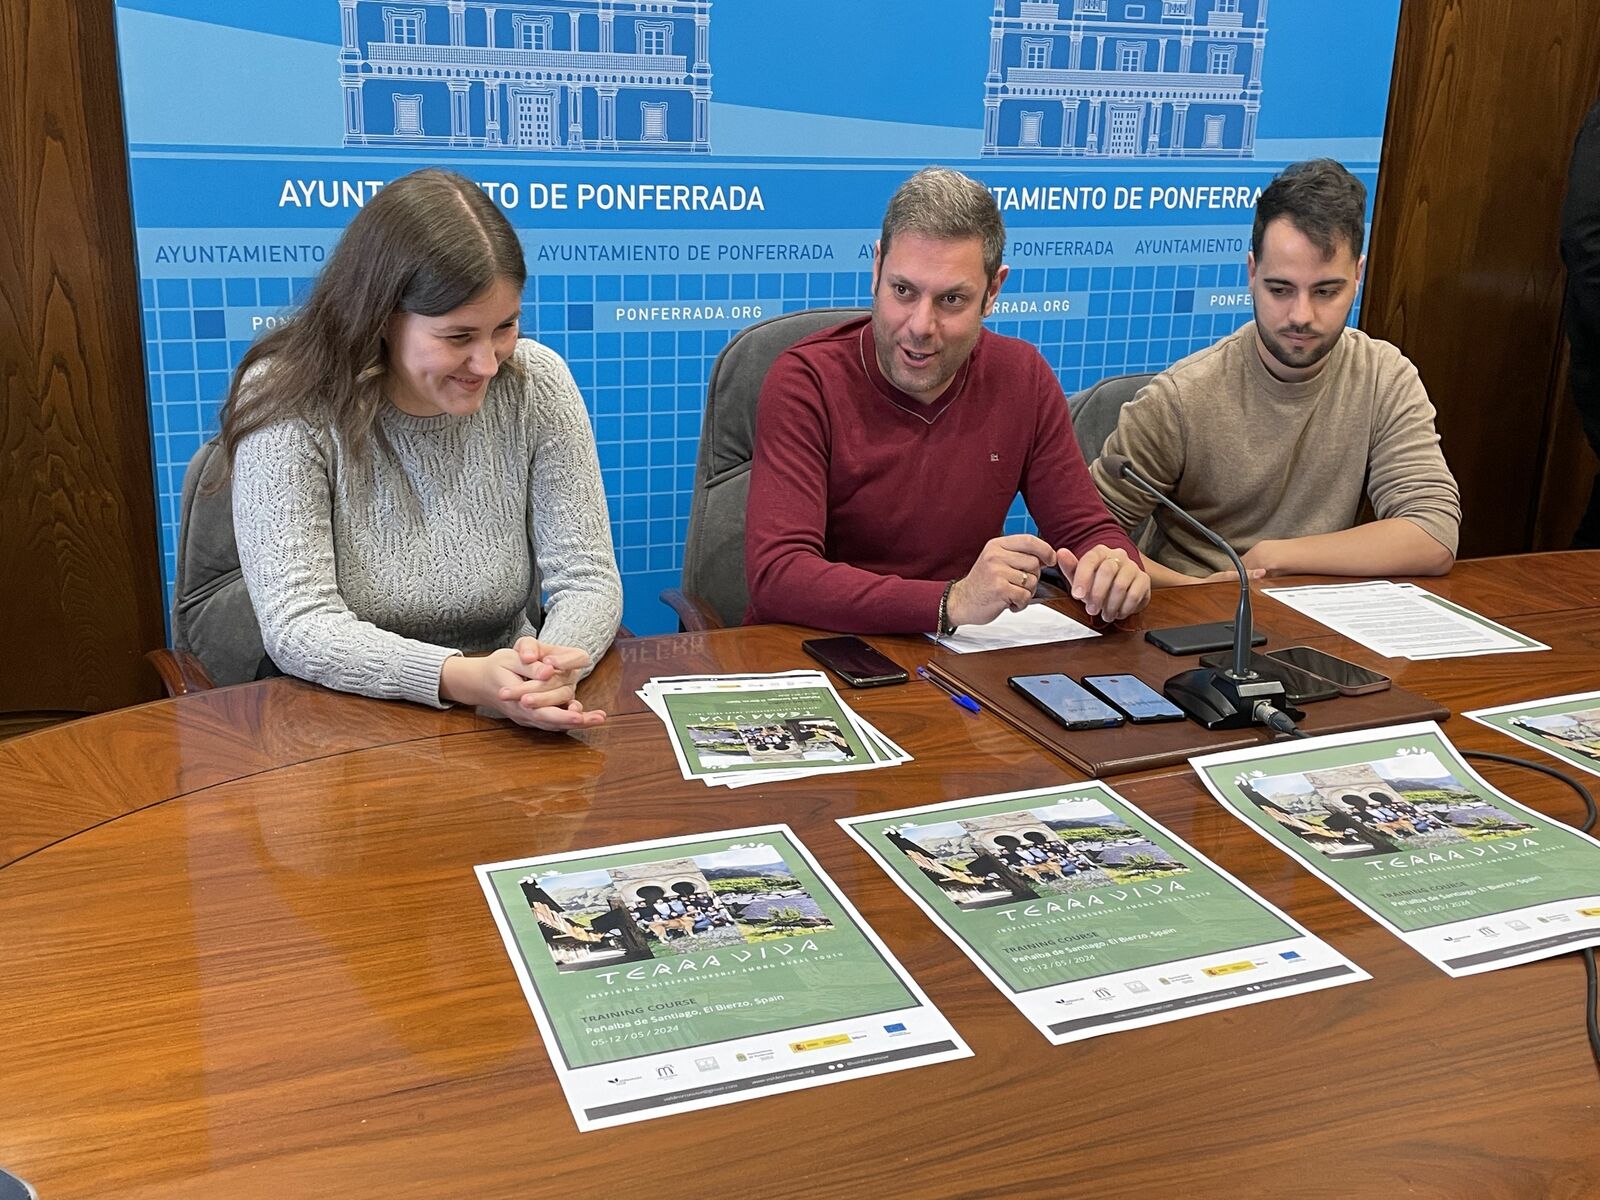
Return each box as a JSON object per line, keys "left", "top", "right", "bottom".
{"left": 0, "top": 0, "right": 164, "bottom": 715}
{"left": 1363, "top": 0, "right": 1600, "bottom": 559}
{"left": 1531, "top": 354, "right": 1599, "bottom": 549}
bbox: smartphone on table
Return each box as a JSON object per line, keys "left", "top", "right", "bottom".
{"left": 1081, "top": 673, "right": 1186, "bottom": 723}
{"left": 1266, "top": 646, "right": 1391, "bottom": 695}
{"left": 1145, "top": 622, "right": 1267, "bottom": 656}
{"left": 1008, "top": 673, "right": 1125, "bottom": 730}
{"left": 801, "top": 636, "right": 909, "bottom": 687}
{"left": 1198, "top": 650, "right": 1338, "bottom": 704}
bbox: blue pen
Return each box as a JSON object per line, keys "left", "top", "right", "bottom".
{"left": 917, "top": 666, "right": 981, "bottom": 713}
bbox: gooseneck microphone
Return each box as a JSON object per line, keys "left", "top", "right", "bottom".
{"left": 1100, "top": 453, "right": 1299, "bottom": 733}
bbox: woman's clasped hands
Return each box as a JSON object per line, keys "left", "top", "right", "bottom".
{"left": 440, "top": 637, "right": 606, "bottom": 731}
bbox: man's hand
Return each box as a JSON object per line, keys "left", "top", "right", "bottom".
{"left": 1240, "top": 539, "right": 1287, "bottom": 577}
{"left": 945, "top": 534, "right": 1057, "bottom": 628}
{"left": 1055, "top": 545, "right": 1151, "bottom": 621}
{"left": 1145, "top": 560, "right": 1266, "bottom": 588}
{"left": 1191, "top": 566, "right": 1268, "bottom": 586}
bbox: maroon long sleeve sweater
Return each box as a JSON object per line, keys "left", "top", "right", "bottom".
{"left": 744, "top": 317, "right": 1139, "bottom": 632}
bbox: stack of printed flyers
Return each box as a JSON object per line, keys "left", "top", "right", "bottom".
{"left": 638, "top": 670, "right": 910, "bottom": 788}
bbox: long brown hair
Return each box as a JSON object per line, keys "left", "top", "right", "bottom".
{"left": 217, "top": 167, "right": 527, "bottom": 465}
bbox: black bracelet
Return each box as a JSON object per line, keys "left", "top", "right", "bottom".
{"left": 937, "top": 580, "right": 958, "bottom": 636}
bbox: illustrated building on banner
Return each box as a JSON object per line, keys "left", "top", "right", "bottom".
{"left": 982, "top": 0, "right": 1268, "bottom": 157}
{"left": 338, "top": 0, "right": 711, "bottom": 152}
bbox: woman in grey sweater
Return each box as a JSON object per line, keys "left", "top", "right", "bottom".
{"left": 221, "top": 168, "right": 622, "bottom": 731}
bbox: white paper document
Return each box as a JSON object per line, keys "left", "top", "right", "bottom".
{"left": 927, "top": 602, "right": 1101, "bottom": 654}
{"left": 1262, "top": 581, "right": 1548, "bottom": 660}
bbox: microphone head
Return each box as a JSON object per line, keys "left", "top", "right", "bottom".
{"left": 1099, "top": 451, "right": 1133, "bottom": 480}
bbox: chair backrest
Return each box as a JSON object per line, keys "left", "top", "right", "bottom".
{"left": 679, "top": 307, "right": 868, "bottom": 628}
{"left": 1067, "top": 370, "right": 1154, "bottom": 464}
{"left": 170, "top": 438, "right": 271, "bottom": 687}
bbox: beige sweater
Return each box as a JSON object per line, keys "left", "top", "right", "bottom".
{"left": 1089, "top": 322, "right": 1461, "bottom": 576}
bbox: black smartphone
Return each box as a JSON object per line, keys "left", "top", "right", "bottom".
{"left": 801, "top": 636, "right": 909, "bottom": 687}
{"left": 1008, "top": 673, "right": 1124, "bottom": 730}
{"left": 1199, "top": 650, "right": 1338, "bottom": 704}
{"left": 1145, "top": 622, "right": 1268, "bottom": 656}
{"left": 1082, "top": 673, "right": 1186, "bottom": 723}
{"left": 1266, "top": 646, "right": 1391, "bottom": 695}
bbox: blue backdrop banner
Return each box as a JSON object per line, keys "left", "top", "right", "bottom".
{"left": 115, "top": 0, "right": 1402, "bottom": 635}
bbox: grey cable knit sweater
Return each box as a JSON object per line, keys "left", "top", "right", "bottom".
{"left": 232, "top": 338, "right": 622, "bottom": 707}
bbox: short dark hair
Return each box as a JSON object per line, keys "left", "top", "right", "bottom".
{"left": 880, "top": 166, "right": 1005, "bottom": 282}
{"left": 1252, "top": 158, "right": 1367, "bottom": 261}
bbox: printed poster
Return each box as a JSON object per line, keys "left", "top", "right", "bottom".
{"left": 477, "top": 824, "right": 968, "bottom": 1130}
{"left": 1191, "top": 723, "right": 1600, "bottom": 977}
{"left": 1468, "top": 689, "right": 1600, "bottom": 779}
{"left": 841, "top": 782, "right": 1366, "bottom": 1044}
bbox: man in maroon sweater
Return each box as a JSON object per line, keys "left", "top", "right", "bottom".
{"left": 744, "top": 167, "right": 1150, "bottom": 635}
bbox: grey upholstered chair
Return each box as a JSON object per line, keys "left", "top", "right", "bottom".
{"left": 661, "top": 306, "right": 868, "bottom": 631}
{"left": 1062, "top": 370, "right": 1157, "bottom": 561}
{"left": 1066, "top": 370, "right": 1154, "bottom": 464}
{"left": 147, "top": 438, "right": 272, "bottom": 693}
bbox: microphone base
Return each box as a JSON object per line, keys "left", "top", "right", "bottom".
{"left": 1164, "top": 667, "right": 1295, "bottom": 731}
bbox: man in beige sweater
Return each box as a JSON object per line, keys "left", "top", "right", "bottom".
{"left": 1091, "top": 159, "right": 1461, "bottom": 586}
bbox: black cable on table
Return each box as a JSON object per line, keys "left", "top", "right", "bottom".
{"left": 1588, "top": 948, "right": 1600, "bottom": 1071}
{"left": 1461, "top": 749, "right": 1599, "bottom": 1074}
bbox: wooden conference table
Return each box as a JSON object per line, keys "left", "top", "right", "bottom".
{"left": 3, "top": 553, "right": 1600, "bottom": 1199}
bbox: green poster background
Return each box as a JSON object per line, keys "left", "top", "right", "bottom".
{"left": 1197, "top": 730, "right": 1600, "bottom": 932}
{"left": 663, "top": 685, "right": 872, "bottom": 777}
{"left": 850, "top": 785, "right": 1297, "bottom": 992}
{"left": 486, "top": 829, "right": 917, "bottom": 1069}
